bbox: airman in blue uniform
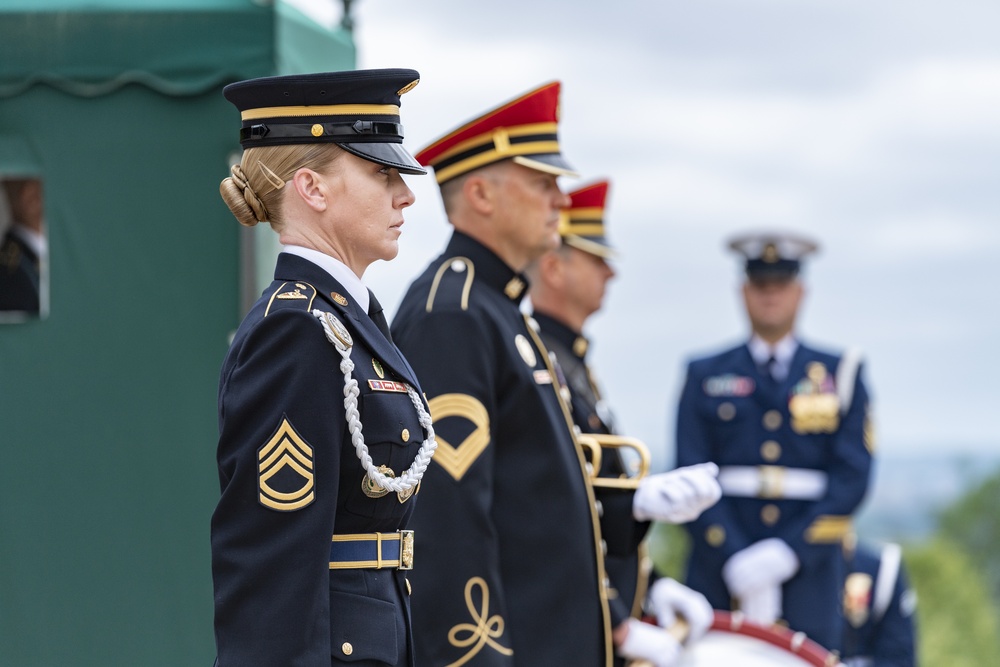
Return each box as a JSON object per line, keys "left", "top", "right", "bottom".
{"left": 674, "top": 231, "right": 874, "bottom": 652}
{"left": 211, "top": 69, "right": 436, "bottom": 666}
{"left": 842, "top": 536, "right": 918, "bottom": 667}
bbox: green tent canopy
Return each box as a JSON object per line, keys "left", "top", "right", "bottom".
{"left": 0, "top": 2, "right": 354, "bottom": 664}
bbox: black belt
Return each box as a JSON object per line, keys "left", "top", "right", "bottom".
{"left": 329, "top": 531, "right": 414, "bottom": 570}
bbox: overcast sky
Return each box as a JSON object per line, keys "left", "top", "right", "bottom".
{"left": 289, "top": 0, "right": 1000, "bottom": 467}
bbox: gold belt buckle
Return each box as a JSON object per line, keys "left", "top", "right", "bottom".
{"left": 399, "top": 530, "right": 414, "bottom": 570}
{"left": 758, "top": 465, "right": 785, "bottom": 499}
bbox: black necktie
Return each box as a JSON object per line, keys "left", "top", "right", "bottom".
{"left": 764, "top": 354, "right": 778, "bottom": 382}
{"left": 367, "top": 290, "right": 392, "bottom": 343}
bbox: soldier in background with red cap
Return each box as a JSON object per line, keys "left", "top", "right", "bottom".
{"left": 528, "top": 181, "right": 718, "bottom": 667}
{"left": 392, "top": 85, "right": 720, "bottom": 666}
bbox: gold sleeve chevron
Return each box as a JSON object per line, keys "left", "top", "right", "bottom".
{"left": 258, "top": 418, "right": 315, "bottom": 511}
{"left": 427, "top": 394, "right": 490, "bottom": 481}
{"left": 804, "top": 515, "right": 851, "bottom": 543}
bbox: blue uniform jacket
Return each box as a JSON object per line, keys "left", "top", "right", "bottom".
{"left": 212, "top": 253, "right": 429, "bottom": 666}
{"left": 843, "top": 543, "right": 917, "bottom": 667}
{"left": 675, "top": 340, "right": 873, "bottom": 651}
{"left": 392, "top": 232, "right": 612, "bottom": 667}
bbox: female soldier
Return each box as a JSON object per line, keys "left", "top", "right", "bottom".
{"left": 211, "top": 69, "right": 436, "bottom": 666}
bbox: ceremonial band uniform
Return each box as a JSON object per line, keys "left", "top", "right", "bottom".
{"left": 532, "top": 311, "right": 651, "bottom": 633}
{"left": 393, "top": 232, "right": 613, "bottom": 666}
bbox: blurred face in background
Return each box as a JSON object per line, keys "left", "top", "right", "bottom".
{"left": 742, "top": 276, "right": 803, "bottom": 342}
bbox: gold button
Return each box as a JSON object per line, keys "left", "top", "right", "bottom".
{"left": 763, "top": 410, "right": 783, "bottom": 430}
{"left": 342, "top": 642, "right": 353, "bottom": 656}
{"left": 761, "top": 504, "right": 781, "bottom": 525}
{"left": 761, "top": 440, "right": 782, "bottom": 461}
{"left": 311, "top": 123, "right": 324, "bottom": 137}
{"left": 706, "top": 525, "right": 726, "bottom": 547}
{"left": 717, "top": 402, "right": 736, "bottom": 421}
{"left": 401, "top": 428, "right": 410, "bottom": 442}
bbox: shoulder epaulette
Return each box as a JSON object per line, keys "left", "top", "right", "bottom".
{"left": 425, "top": 256, "right": 475, "bottom": 313}
{"left": 264, "top": 281, "right": 318, "bottom": 317}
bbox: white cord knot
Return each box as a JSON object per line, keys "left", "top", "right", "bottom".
{"left": 313, "top": 309, "right": 437, "bottom": 493}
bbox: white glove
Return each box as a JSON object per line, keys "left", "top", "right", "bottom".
{"left": 616, "top": 618, "right": 682, "bottom": 667}
{"left": 649, "top": 578, "right": 715, "bottom": 643}
{"left": 737, "top": 585, "right": 782, "bottom": 626}
{"left": 633, "top": 462, "right": 721, "bottom": 523}
{"left": 722, "top": 538, "right": 800, "bottom": 598}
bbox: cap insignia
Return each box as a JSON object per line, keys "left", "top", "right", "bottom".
{"left": 397, "top": 79, "right": 420, "bottom": 96}
{"left": 763, "top": 243, "right": 779, "bottom": 263}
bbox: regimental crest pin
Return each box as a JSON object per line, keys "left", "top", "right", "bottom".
{"left": 397, "top": 481, "right": 419, "bottom": 504}
{"left": 514, "top": 334, "right": 537, "bottom": 367}
{"left": 321, "top": 311, "right": 353, "bottom": 348}
{"left": 372, "top": 358, "right": 385, "bottom": 379}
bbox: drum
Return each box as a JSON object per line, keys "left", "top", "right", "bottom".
{"left": 674, "top": 611, "right": 842, "bottom": 667}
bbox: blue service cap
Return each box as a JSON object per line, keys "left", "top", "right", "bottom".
{"left": 727, "top": 231, "right": 819, "bottom": 280}
{"left": 223, "top": 69, "right": 426, "bottom": 175}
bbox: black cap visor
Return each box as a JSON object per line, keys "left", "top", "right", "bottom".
{"left": 512, "top": 152, "right": 578, "bottom": 178}
{"left": 340, "top": 141, "right": 427, "bottom": 175}
{"left": 746, "top": 259, "right": 799, "bottom": 282}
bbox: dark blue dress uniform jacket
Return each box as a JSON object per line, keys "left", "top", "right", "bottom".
{"left": 0, "top": 229, "right": 41, "bottom": 312}
{"left": 532, "top": 312, "right": 650, "bottom": 636}
{"left": 675, "top": 340, "right": 873, "bottom": 652}
{"left": 842, "top": 544, "right": 917, "bottom": 667}
{"left": 392, "top": 232, "right": 612, "bottom": 667}
{"left": 212, "top": 253, "right": 429, "bottom": 667}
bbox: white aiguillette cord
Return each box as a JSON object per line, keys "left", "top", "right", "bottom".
{"left": 313, "top": 309, "right": 437, "bottom": 493}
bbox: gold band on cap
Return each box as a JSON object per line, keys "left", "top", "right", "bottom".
{"left": 241, "top": 103, "right": 401, "bottom": 121}
{"left": 567, "top": 207, "right": 603, "bottom": 220}
{"left": 431, "top": 122, "right": 565, "bottom": 183}
{"left": 563, "top": 223, "right": 605, "bottom": 236}
{"left": 435, "top": 122, "right": 558, "bottom": 163}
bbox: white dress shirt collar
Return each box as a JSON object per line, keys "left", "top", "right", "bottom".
{"left": 281, "top": 245, "right": 370, "bottom": 312}
{"left": 748, "top": 333, "right": 798, "bottom": 381}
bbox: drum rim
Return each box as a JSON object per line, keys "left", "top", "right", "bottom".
{"left": 708, "top": 611, "right": 840, "bottom": 667}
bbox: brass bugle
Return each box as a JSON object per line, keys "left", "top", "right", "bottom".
{"left": 576, "top": 434, "right": 651, "bottom": 489}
